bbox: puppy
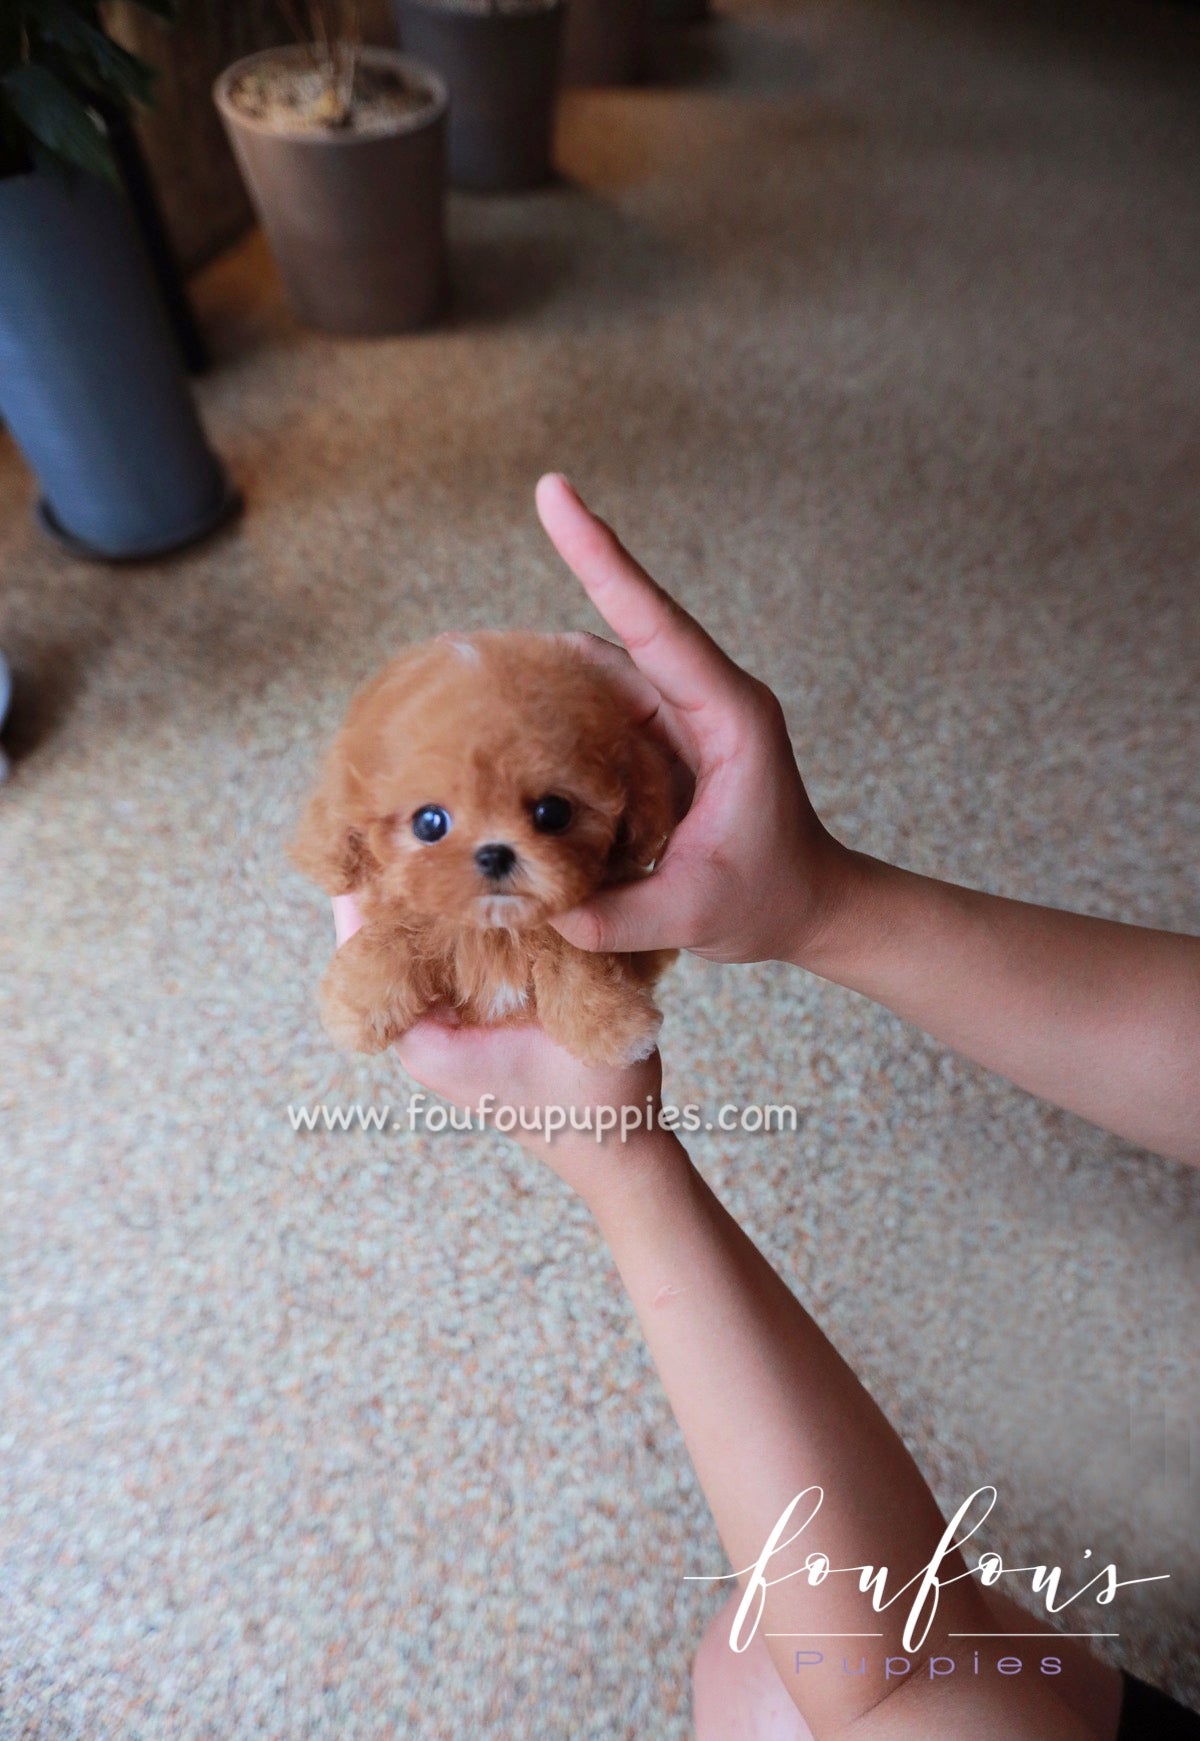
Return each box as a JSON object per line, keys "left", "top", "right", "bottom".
{"left": 291, "top": 632, "right": 678, "bottom": 1066}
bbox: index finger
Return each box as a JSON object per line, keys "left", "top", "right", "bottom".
{"left": 535, "top": 474, "right": 752, "bottom": 728}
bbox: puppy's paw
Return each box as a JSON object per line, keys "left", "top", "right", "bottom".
{"left": 317, "top": 931, "right": 423, "bottom": 1056}
{"left": 320, "top": 990, "right": 400, "bottom": 1055}
{"left": 620, "top": 1012, "right": 663, "bottom": 1064}
{"left": 571, "top": 1004, "right": 663, "bottom": 1068}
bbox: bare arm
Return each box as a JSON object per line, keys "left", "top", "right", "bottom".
{"left": 535, "top": 473, "right": 1200, "bottom": 1166}
{"left": 388, "top": 1012, "right": 1109, "bottom": 1740}
{"left": 803, "top": 854, "right": 1200, "bottom": 1165}
{"left": 590, "top": 1139, "right": 1107, "bottom": 1740}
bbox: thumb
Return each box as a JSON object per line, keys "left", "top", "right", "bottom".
{"left": 551, "top": 859, "right": 703, "bottom": 955}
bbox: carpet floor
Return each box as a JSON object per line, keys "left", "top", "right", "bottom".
{"left": 2, "top": 0, "right": 1198, "bottom": 1735}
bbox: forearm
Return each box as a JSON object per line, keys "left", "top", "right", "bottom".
{"left": 585, "top": 1140, "right": 997, "bottom": 1735}
{"left": 800, "top": 851, "right": 1200, "bottom": 1165}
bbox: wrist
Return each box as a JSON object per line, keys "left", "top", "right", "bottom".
{"left": 785, "top": 846, "right": 898, "bottom": 982}
{"left": 580, "top": 1130, "right": 693, "bottom": 1231}
{"left": 776, "top": 842, "right": 870, "bottom": 981}
{"left": 789, "top": 849, "right": 961, "bottom": 1007}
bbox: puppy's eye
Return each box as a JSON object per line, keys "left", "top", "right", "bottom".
{"left": 412, "top": 805, "right": 451, "bottom": 844}
{"left": 530, "top": 794, "right": 573, "bottom": 835}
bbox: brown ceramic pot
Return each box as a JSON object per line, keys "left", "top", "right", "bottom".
{"left": 214, "top": 47, "right": 448, "bottom": 336}
{"left": 394, "top": 0, "right": 565, "bottom": 191}
{"left": 561, "top": 0, "right": 650, "bottom": 85}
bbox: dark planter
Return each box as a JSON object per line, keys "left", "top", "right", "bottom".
{"left": 561, "top": 0, "right": 650, "bottom": 84}
{"left": 393, "top": 0, "right": 564, "bottom": 192}
{"left": 0, "top": 170, "right": 234, "bottom": 561}
{"left": 214, "top": 47, "right": 448, "bottom": 337}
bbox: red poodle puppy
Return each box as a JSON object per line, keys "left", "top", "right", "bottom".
{"left": 291, "top": 631, "right": 677, "bottom": 1066}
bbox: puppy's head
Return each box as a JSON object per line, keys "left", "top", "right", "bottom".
{"left": 291, "top": 632, "right": 673, "bottom": 930}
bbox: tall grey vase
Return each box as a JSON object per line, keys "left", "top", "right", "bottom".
{"left": 392, "top": 0, "right": 565, "bottom": 192}
{"left": 0, "top": 168, "right": 235, "bottom": 560}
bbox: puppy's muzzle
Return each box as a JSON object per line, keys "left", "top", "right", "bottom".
{"left": 475, "top": 842, "right": 516, "bottom": 882}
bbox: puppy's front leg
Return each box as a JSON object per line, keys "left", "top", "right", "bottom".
{"left": 533, "top": 940, "right": 664, "bottom": 1067}
{"left": 319, "top": 925, "right": 428, "bottom": 1055}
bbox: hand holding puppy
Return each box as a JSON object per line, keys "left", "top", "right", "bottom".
{"left": 293, "top": 474, "right": 845, "bottom": 1080}
{"left": 540, "top": 475, "right": 1200, "bottom": 1167}
{"left": 535, "top": 474, "right": 851, "bottom": 969}
{"left": 331, "top": 893, "right": 675, "bottom": 1210}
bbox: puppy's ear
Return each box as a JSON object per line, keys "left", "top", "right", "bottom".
{"left": 289, "top": 747, "right": 380, "bottom": 896}
{"left": 613, "top": 729, "right": 675, "bottom": 877}
{"left": 290, "top": 645, "right": 435, "bottom": 897}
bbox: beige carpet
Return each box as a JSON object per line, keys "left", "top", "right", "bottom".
{"left": 2, "top": 0, "right": 1198, "bottom": 1734}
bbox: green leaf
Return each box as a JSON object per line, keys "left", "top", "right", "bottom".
{"left": 38, "top": 2, "right": 157, "bottom": 108}
{"left": 1, "top": 62, "right": 116, "bottom": 180}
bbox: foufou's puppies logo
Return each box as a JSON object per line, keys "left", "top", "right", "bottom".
{"left": 689, "top": 1485, "right": 1169, "bottom": 1657}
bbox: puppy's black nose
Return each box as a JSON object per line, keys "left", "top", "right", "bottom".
{"left": 475, "top": 842, "right": 516, "bottom": 881}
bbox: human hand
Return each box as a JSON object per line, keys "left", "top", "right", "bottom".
{"left": 535, "top": 474, "right": 854, "bottom": 967}
{"left": 332, "top": 896, "right": 687, "bottom": 1212}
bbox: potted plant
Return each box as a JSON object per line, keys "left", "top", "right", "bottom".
{"left": 392, "top": 0, "right": 564, "bottom": 192}
{"left": 214, "top": 2, "right": 448, "bottom": 336}
{"left": 561, "top": 0, "right": 650, "bottom": 85}
{"left": 0, "top": 0, "right": 236, "bottom": 560}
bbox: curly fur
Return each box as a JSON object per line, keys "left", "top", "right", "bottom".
{"left": 291, "top": 632, "right": 677, "bottom": 1066}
